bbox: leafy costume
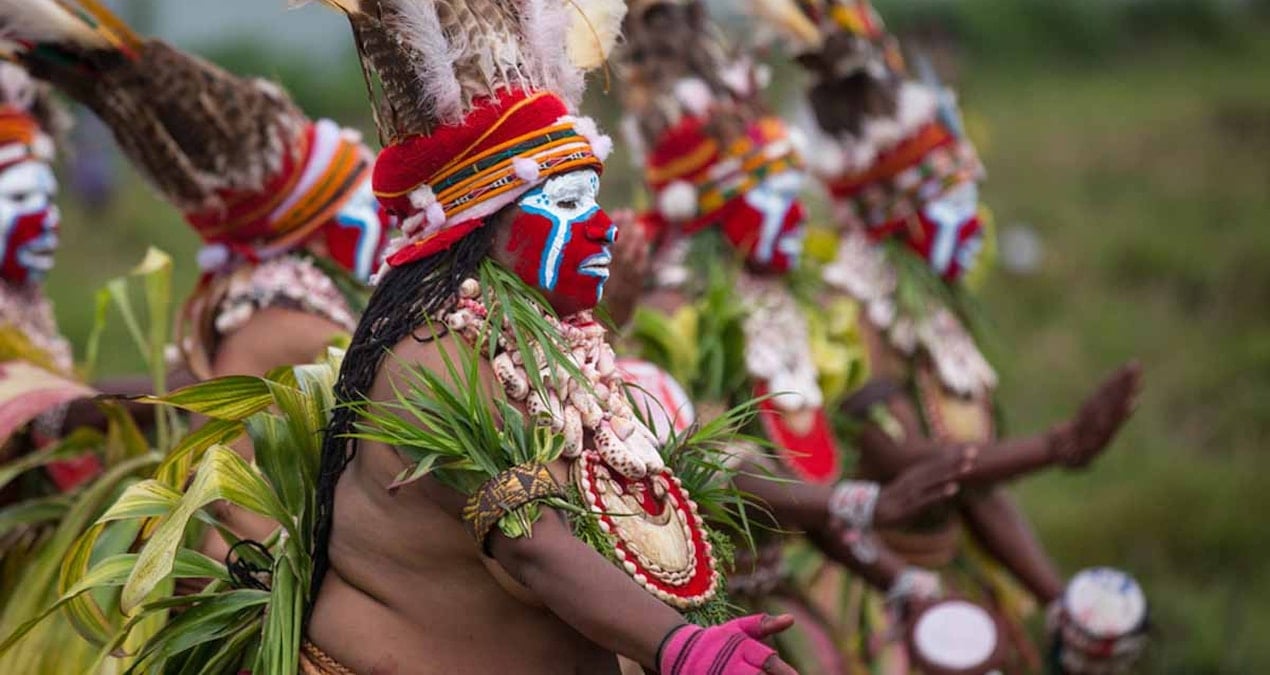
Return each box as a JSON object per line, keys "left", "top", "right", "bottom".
{"left": 614, "top": 2, "right": 876, "bottom": 672}
{"left": 768, "top": 1, "right": 1043, "bottom": 671}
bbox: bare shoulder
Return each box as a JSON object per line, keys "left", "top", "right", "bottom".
{"left": 213, "top": 306, "right": 348, "bottom": 377}
{"left": 372, "top": 328, "right": 498, "bottom": 404}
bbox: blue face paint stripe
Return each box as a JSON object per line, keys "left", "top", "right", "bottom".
{"left": 335, "top": 210, "right": 384, "bottom": 281}
{"left": 520, "top": 201, "right": 600, "bottom": 291}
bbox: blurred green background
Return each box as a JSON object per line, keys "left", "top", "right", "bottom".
{"left": 43, "top": 1, "right": 1270, "bottom": 672}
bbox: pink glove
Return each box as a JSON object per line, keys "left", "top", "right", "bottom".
{"left": 657, "top": 614, "right": 797, "bottom": 675}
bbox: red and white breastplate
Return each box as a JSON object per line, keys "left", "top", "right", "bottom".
{"left": 442, "top": 282, "right": 718, "bottom": 609}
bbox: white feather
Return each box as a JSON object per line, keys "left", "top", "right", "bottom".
{"left": 746, "top": 0, "right": 822, "bottom": 52}
{"left": 565, "top": 0, "right": 626, "bottom": 71}
{"left": 0, "top": 0, "right": 111, "bottom": 49}
{"left": 519, "top": 0, "right": 582, "bottom": 105}
{"left": 391, "top": 2, "right": 464, "bottom": 124}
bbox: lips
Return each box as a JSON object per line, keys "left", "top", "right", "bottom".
{"left": 579, "top": 249, "right": 613, "bottom": 279}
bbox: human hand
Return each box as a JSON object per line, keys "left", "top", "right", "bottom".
{"left": 657, "top": 614, "right": 799, "bottom": 674}
{"left": 1051, "top": 362, "right": 1143, "bottom": 469}
{"left": 872, "top": 450, "right": 966, "bottom": 527}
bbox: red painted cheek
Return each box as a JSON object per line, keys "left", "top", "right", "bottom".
{"left": 2, "top": 210, "right": 53, "bottom": 284}
{"left": 504, "top": 210, "right": 554, "bottom": 290}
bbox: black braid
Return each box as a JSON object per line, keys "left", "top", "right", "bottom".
{"left": 307, "top": 226, "right": 495, "bottom": 621}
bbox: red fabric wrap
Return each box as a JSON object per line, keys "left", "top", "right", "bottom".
{"left": 645, "top": 114, "right": 720, "bottom": 193}
{"left": 374, "top": 89, "right": 567, "bottom": 212}
{"left": 183, "top": 121, "right": 369, "bottom": 253}
{"left": 375, "top": 88, "right": 606, "bottom": 266}
{"left": 0, "top": 109, "right": 46, "bottom": 171}
{"left": 184, "top": 124, "right": 309, "bottom": 243}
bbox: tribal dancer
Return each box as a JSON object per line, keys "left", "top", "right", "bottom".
{"left": 0, "top": 61, "right": 88, "bottom": 494}
{"left": 612, "top": 3, "right": 970, "bottom": 672}
{"left": 760, "top": 1, "right": 1144, "bottom": 671}
{"left": 2, "top": 0, "right": 392, "bottom": 554}
{"left": 299, "top": 1, "right": 797, "bottom": 673}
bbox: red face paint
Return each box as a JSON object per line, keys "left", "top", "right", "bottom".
{"left": 719, "top": 171, "right": 808, "bottom": 275}
{"left": 502, "top": 170, "right": 616, "bottom": 316}
{"left": 0, "top": 161, "right": 59, "bottom": 286}
{"left": 321, "top": 177, "right": 392, "bottom": 283}
{"left": 876, "top": 181, "right": 984, "bottom": 282}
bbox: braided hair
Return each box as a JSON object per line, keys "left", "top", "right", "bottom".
{"left": 308, "top": 223, "right": 496, "bottom": 616}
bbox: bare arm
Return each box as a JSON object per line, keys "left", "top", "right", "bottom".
{"left": 959, "top": 487, "right": 1064, "bottom": 603}
{"left": 489, "top": 509, "right": 685, "bottom": 670}
{"left": 862, "top": 363, "right": 1141, "bottom": 487}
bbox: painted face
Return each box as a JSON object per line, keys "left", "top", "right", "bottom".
{"left": 912, "top": 181, "right": 984, "bottom": 281}
{"left": 502, "top": 169, "right": 615, "bottom": 316}
{"left": 0, "top": 159, "right": 59, "bottom": 286}
{"left": 322, "top": 176, "right": 391, "bottom": 283}
{"left": 720, "top": 171, "right": 807, "bottom": 274}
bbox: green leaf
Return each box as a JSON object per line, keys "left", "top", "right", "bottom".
{"left": 121, "top": 447, "right": 288, "bottom": 612}
{"left": 146, "top": 377, "right": 273, "bottom": 420}
{"left": 0, "top": 495, "right": 69, "bottom": 535}
{"left": 154, "top": 418, "right": 246, "bottom": 489}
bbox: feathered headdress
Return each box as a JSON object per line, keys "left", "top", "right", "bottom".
{"left": 0, "top": 60, "right": 64, "bottom": 171}
{"left": 617, "top": 0, "right": 801, "bottom": 232}
{"left": 0, "top": 0, "right": 372, "bottom": 263}
{"left": 304, "top": 0, "right": 625, "bottom": 272}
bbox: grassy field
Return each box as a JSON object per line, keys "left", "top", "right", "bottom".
{"left": 41, "top": 34, "right": 1270, "bottom": 673}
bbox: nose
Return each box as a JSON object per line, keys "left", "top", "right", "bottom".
{"left": 584, "top": 209, "right": 615, "bottom": 243}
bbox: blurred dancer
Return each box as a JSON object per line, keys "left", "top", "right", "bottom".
{"left": 763, "top": 1, "right": 1144, "bottom": 671}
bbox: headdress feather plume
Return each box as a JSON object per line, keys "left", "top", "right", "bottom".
{"left": 306, "top": 0, "right": 614, "bottom": 143}
{"left": 1, "top": 0, "right": 307, "bottom": 212}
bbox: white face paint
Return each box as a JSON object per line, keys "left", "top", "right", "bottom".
{"left": 0, "top": 160, "right": 59, "bottom": 284}
{"left": 742, "top": 170, "right": 806, "bottom": 268}
{"left": 516, "top": 169, "right": 611, "bottom": 292}
{"left": 923, "top": 181, "right": 981, "bottom": 276}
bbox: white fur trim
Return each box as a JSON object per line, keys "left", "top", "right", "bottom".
{"left": 408, "top": 185, "right": 438, "bottom": 209}
{"left": 562, "top": 115, "right": 613, "bottom": 162}
{"left": 673, "top": 78, "right": 714, "bottom": 117}
{"left": 512, "top": 156, "right": 541, "bottom": 182}
{"left": 658, "top": 181, "right": 699, "bottom": 222}
{"left": 424, "top": 201, "right": 447, "bottom": 228}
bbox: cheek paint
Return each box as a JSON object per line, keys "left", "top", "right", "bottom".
{"left": 1, "top": 208, "right": 57, "bottom": 285}
{"left": 324, "top": 184, "right": 391, "bottom": 283}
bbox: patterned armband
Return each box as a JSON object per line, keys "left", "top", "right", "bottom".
{"left": 828, "top": 480, "right": 880, "bottom": 530}
{"left": 462, "top": 463, "right": 564, "bottom": 548}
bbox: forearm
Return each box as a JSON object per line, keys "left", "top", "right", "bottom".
{"left": 734, "top": 466, "right": 832, "bottom": 533}
{"left": 959, "top": 488, "right": 1064, "bottom": 603}
{"left": 490, "top": 508, "right": 684, "bottom": 669}
{"left": 954, "top": 426, "right": 1069, "bottom": 488}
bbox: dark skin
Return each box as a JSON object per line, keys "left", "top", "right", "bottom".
{"left": 309, "top": 209, "right": 797, "bottom": 674}
{"left": 847, "top": 314, "right": 1142, "bottom": 603}
{"left": 200, "top": 294, "right": 354, "bottom": 561}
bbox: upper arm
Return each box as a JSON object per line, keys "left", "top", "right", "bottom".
{"left": 210, "top": 307, "right": 348, "bottom": 378}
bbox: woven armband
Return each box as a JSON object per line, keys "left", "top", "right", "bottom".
{"left": 462, "top": 463, "right": 564, "bottom": 548}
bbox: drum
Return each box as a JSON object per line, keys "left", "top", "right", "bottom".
{"left": 908, "top": 599, "right": 1007, "bottom": 675}
{"left": 1057, "top": 568, "right": 1148, "bottom": 674}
